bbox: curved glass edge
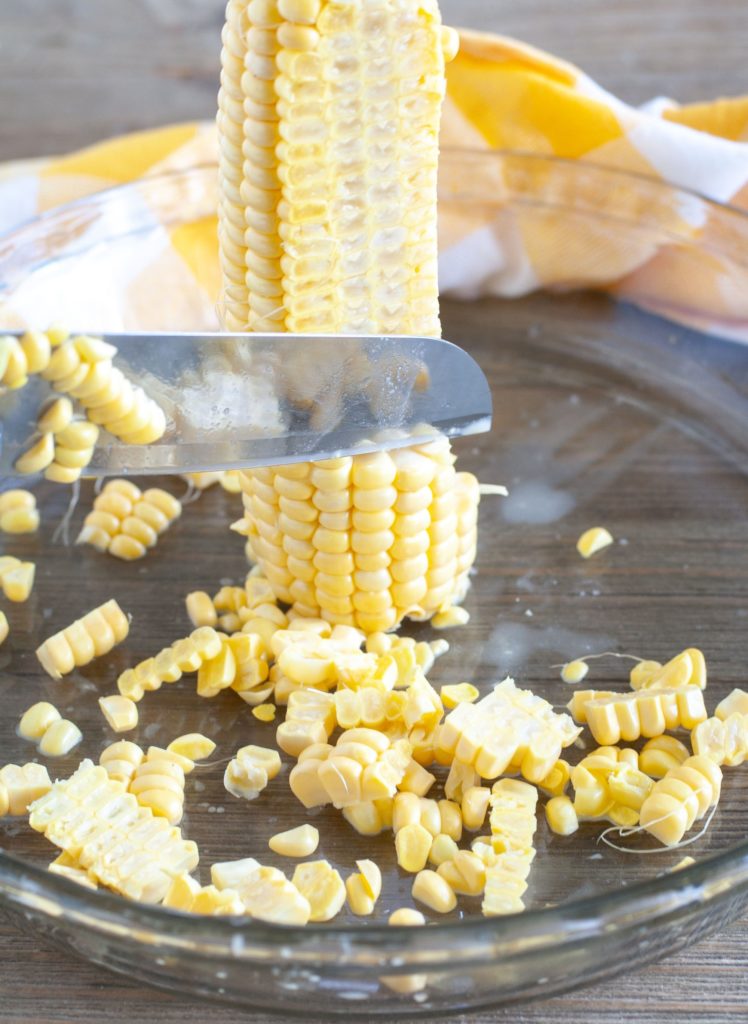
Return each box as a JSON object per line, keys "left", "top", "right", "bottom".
{"left": 2, "top": 842, "right": 748, "bottom": 961}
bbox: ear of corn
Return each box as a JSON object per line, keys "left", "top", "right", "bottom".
{"left": 218, "top": 0, "right": 473, "bottom": 632}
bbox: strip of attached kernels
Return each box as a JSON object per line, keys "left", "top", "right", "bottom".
{"left": 36, "top": 599, "right": 129, "bottom": 680}
{"left": 0, "top": 763, "right": 52, "bottom": 814}
{"left": 271, "top": 860, "right": 343, "bottom": 925}
{"left": 77, "top": 481, "right": 181, "bottom": 559}
{"left": 639, "top": 755, "right": 722, "bottom": 847}
{"left": 571, "top": 747, "right": 653, "bottom": 827}
{"left": 38, "top": 719, "right": 83, "bottom": 757}
{"left": 29, "top": 760, "right": 198, "bottom": 902}
{"left": 566, "top": 689, "right": 619, "bottom": 725}
{"left": 129, "top": 747, "right": 192, "bottom": 825}
{"left": 40, "top": 334, "right": 166, "bottom": 444}
{"left": 98, "top": 695, "right": 139, "bottom": 733}
{"left": 18, "top": 702, "right": 61, "bottom": 742}
{"left": 630, "top": 648, "right": 706, "bottom": 691}
{"left": 481, "top": 778, "right": 538, "bottom": 917}
{"left": 224, "top": 744, "right": 281, "bottom": 801}
{"left": 0, "top": 557, "right": 35, "bottom": 602}
{"left": 576, "top": 526, "right": 614, "bottom": 558}
{"left": 117, "top": 626, "right": 223, "bottom": 701}
{"left": 277, "top": 688, "right": 336, "bottom": 756}
{"left": 0, "top": 490, "right": 39, "bottom": 533}
{"left": 346, "top": 859, "right": 382, "bottom": 916}
{"left": 638, "top": 735, "right": 690, "bottom": 778}
{"left": 211, "top": 857, "right": 312, "bottom": 925}
{"left": 582, "top": 687, "right": 707, "bottom": 745}
{"left": 163, "top": 874, "right": 245, "bottom": 915}
{"left": 100, "top": 740, "right": 144, "bottom": 785}
{"left": 436, "top": 678, "right": 581, "bottom": 784}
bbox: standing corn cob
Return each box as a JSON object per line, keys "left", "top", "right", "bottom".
{"left": 218, "top": 0, "right": 474, "bottom": 631}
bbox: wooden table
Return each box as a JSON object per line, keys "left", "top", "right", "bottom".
{"left": 2, "top": 1, "right": 748, "bottom": 1022}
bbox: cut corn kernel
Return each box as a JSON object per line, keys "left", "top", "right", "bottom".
{"left": 428, "top": 833, "right": 459, "bottom": 867}
{"left": 167, "top": 734, "right": 216, "bottom": 761}
{"left": 37, "top": 599, "right": 129, "bottom": 679}
{"left": 545, "top": 795, "right": 579, "bottom": 836}
{"left": 576, "top": 527, "right": 614, "bottom": 558}
{"left": 18, "top": 702, "right": 61, "bottom": 742}
{"left": 630, "top": 649, "right": 707, "bottom": 692}
{"left": 38, "top": 719, "right": 83, "bottom": 757}
{"left": 129, "top": 747, "right": 188, "bottom": 825}
{"left": 0, "top": 611, "right": 7, "bottom": 647}
{"left": 440, "top": 682, "right": 479, "bottom": 709}
{"left": 185, "top": 590, "right": 218, "bottom": 628}
{"left": 692, "top": 713, "right": 748, "bottom": 767}
{"left": 163, "top": 874, "right": 244, "bottom": 915}
{"left": 0, "top": 490, "right": 40, "bottom": 534}
{"left": 291, "top": 860, "right": 345, "bottom": 922}
{"left": 252, "top": 703, "right": 277, "bottom": 723}
{"left": 395, "top": 822, "right": 433, "bottom": 873}
{"left": 98, "top": 695, "right": 139, "bottom": 733}
{"left": 461, "top": 785, "right": 490, "bottom": 831}
{"left": 561, "top": 660, "right": 589, "bottom": 685}
{"left": 715, "top": 688, "right": 748, "bottom": 721}
{"left": 432, "top": 606, "right": 470, "bottom": 630}
{"left": 225, "top": 744, "right": 281, "bottom": 801}
{"left": 0, "top": 763, "right": 52, "bottom": 815}
{"left": 389, "top": 907, "right": 425, "bottom": 926}
{"left": 638, "top": 735, "right": 690, "bottom": 778}
{"left": 346, "top": 859, "right": 382, "bottom": 916}
{"left": 100, "top": 740, "right": 144, "bottom": 784}
{"left": 268, "top": 824, "right": 319, "bottom": 858}
{"left": 0, "top": 558, "right": 36, "bottom": 602}
{"left": 412, "top": 869, "right": 456, "bottom": 914}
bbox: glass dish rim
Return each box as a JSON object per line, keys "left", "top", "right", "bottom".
{"left": 2, "top": 153, "right": 748, "bottom": 957}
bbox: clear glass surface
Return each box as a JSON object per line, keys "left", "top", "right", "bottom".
{"left": 1, "top": 153, "right": 748, "bottom": 1016}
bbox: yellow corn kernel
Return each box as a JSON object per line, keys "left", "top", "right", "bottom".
{"left": 536, "top": 759, "right": 571, "bottom": 799}
{"left": 639, "top": 755, "right": 722, "bottom": 846}
{"left": 196, "top": 638, "right": 237, "bottom": 697}
{"left": 20, "top": 330, "right": 51, "bottom": 373}
{"left": 96, "top": 694, "right": 138, "bottom": 733}
{"left": 438, "top": 798, "right": 463, "bottom": 841}
{"left": 431, "top": 606, "right": 470, "bottom": 630}
{"left": 545, "top": 795, "right": 579, "bottom": 836}
{"left": 268, "top": 824, "right": 319, "bottom": 858}
{"left": 561, "top": 659, "right": 589, "bottom": 685}
{"left": 14, "top": 434, "right": 55, "bottom": 475}
{"left": 576, "top": 526, "right": 614, "bottom": 558}
{"left": 638, "top": 735, "right": 690, "bottom": 778}
{"left": 691, "top": 714, "right": 748, "bottom": 767}
{"left": 0, "top": 611, "right": 7, "bottom": 647}
{"left": 38, "top": 719, "right": 82, "bottom": 757}
{"left": 437, "top": 850, "right": 486, "bottom": 896}
{"left": 389, "top": 907, "right": 425, "bottom": 926}
{"left": 412, "top": 869, "right": 457, "bottom": 914}
{"left": 0, "top": 560, "right": 35, "bottom": 602}
{"left": 461, "top": 786, "right": 490, "bottom": 831}
{"left": 38, "top": 396, "right": 73, "bottom": 434}
{"left": 0, "top": 763, "right": 52, "bottom": 815}
{"left": 185, "top": 590, "right": 217, "bottom": 628}
{"left": 346, "top": 859, "right": 382, "bottom": 916}
{"left": 168, "top": 733, "right": 216, "bottom": 761}
{"left": 252, "top": 703, "right": 277, "bottom": 723}
{"left": 0, "top": 498, "right": 39, "bottom": 533}
{"left": 0, "top": 780, "right": 8, "bottom": 817}
{"left": 37, "top": 599, "right": 129, "bottom": 679}
{"left": 225, "top": 744, "right": 281, "bottom": 802}
{"left": 440, "top": 682, "right": 479, "bottom": 709}
{"left": 291, "top": 860, "right": 345, "bottom": 922}
{"left": 341, "top": 799, "right": 387, "bottom": 836}
{"left": 716, "top": 688, "right": 748, "bottom": 720}
{"left": 395, "top": 822, "right": 433, "bottom": 873}
{"left": 607, "top": 763, "right": 654, "bottom": 811}
{"left": 398, "top": 758, "right": 436, "bottom": 797}
{"left": 99, "top": 740, "right": 144, "bottom": 783}
{"left": 18, "top": 702, "right": 61, "bottom": 742}
{"left": 428, "top": 833, "right": 459, "bottom": 867}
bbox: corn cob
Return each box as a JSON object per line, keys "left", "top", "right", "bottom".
{"left": 218, "top": 0, "right": 475, "bottom": 632}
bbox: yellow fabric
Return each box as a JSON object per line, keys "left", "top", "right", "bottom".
{"left": 2, "top": 31, "right": 748, "bottom": 340}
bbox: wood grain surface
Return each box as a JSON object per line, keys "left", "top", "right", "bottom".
{"left": 2, "top": 1, "right": 748, "bottom": 1022}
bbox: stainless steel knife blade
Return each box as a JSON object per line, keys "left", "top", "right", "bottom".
{"left": 0, "top": 332, "right": 492, "bottom": 476}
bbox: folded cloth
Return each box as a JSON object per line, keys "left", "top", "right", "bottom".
{"left": 1, "top": 31, "right": 747, "bottom": 338}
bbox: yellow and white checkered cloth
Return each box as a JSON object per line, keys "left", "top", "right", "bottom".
{"left": 2, "top": 31, "right": 748, "bottom": 338}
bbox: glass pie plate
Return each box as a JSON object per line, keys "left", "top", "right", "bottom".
{"left": 1, "top": 153, "right": 748, "bottom": 1018}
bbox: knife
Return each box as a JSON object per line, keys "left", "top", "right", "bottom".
{"left": 0, "top": 332, "right": 491, "bottom": 476}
